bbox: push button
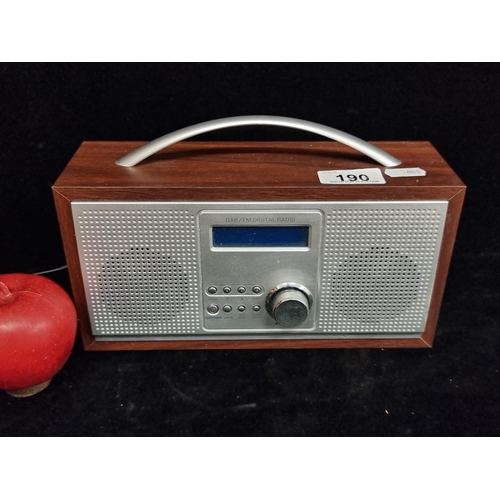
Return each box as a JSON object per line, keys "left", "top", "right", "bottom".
{"left": 207, "top": 304, "right": 219, "bottom": 314}
{"left": 207, "top": 286, "right": 217, "bottom": 294}
{"left": 222, "top": 305, "right": 232, "bottom": 313}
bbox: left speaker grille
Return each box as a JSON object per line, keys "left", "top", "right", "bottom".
{"left": 99, "top": 247, "right": 189, "bottom": 324}
{"left": 73, "top": 204, "right": 201, "bottom": 337}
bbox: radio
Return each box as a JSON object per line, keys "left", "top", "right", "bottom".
{"left": 52, "top": 116, "right": 465, "bottom": 350}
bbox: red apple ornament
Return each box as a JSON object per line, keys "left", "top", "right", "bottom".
{"left": 0, "top": 273, "right": 77, "bottom": 397}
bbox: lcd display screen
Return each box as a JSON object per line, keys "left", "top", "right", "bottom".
{"left": 212, "top": 226, "right": 309, "bottom": 248}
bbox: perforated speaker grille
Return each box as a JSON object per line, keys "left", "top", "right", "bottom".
{"left": 72, "top": 200, "right": 446, "bottom": 340}
{"left": 73, "top": 204, "right": 201, "bottom": 336}
{"left": 318, "top": 204, "right": 445, "bottom": 333}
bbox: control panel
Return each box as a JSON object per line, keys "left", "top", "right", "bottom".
{"left": 199, "top": 209, "right": 322, "bottom": 332}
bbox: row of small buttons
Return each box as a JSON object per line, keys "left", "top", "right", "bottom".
{"left": 207, "top": 285, "right": 263, "bottom": 295}
{"left": 207, "top": 304, "right": 261, "bottom": 315}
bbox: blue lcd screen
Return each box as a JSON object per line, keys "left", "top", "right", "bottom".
{"left": 212, "top": 226, "right": 309, "bottom": 248}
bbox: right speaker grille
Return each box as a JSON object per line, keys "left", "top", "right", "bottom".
{"left": 318, "top": 203, "right": 447, "bottom": 334}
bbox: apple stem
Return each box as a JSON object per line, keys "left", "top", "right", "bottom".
{"left": 0, "top": 281, "right": 14, "bottom": 304}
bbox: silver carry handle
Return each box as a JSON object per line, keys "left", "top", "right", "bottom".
{"left": 115, "top": 115, "right": 402, "bottom": 167}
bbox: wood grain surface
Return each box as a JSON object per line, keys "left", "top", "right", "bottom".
{"left": 53, "top": 140, "right": 466, "bottom": 351}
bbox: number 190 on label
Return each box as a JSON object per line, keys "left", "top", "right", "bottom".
{"left": 317, "top": 167, "right": 386, "bottom": 185}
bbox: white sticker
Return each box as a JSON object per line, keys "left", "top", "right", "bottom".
{"left": 384, "top": 167, "right": 426, "bottom": 178}
{"left": 317, "top": 168, "right": 385, "bottom": 185}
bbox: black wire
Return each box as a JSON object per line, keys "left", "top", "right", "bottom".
{"left": 34, "top": 265, "right": 68, "bottom": 275}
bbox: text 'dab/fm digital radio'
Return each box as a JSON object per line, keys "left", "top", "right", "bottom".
{"left": 52, "top": 116, "right": 465, "bottom": 351}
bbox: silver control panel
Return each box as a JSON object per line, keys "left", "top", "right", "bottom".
{"left": 199, "top": 209, "right": 322, "bottom": 333}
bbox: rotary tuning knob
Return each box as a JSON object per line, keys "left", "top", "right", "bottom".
{"left": 266, "top": 283, "right": 313, "bottom": 328}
